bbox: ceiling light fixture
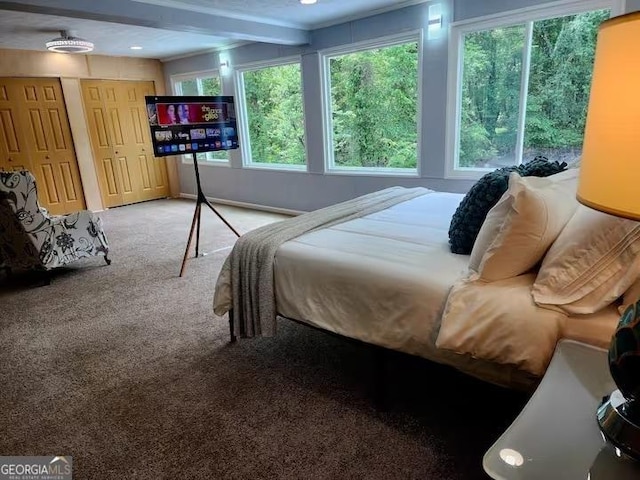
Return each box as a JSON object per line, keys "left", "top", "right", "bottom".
{"left": 130, "top": 46, "right": 143, "bottom": 50}
{"left": 300, "top": 0, "right": 317, "bottom": 4}
{"left": 46, "top": 30, "right": 94, "bottom": 53}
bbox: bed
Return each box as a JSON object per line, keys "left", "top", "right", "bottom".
{"left": 214, "top": 182, "right": 625, "bottom": 390}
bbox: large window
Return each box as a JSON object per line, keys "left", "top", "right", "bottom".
{"left": 322, "top": 34, "right": 420, "bottom": 173}
{"left": 449, "top": 2, "right": 617, "bottom": 174}
{"left": 173, "top": 72, "right": 227, "bottom": 162}
{"left": 238, "top": 60, "right": 305, "bottom": 167}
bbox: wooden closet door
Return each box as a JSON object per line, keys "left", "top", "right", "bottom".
{"left": 82, "top": 81, "right": 127, "bottom": 207}
{"left": 17, "top": 78, "right": 86, "bottom": 215}
{"left": 0, "top": 78, "right": 85, "bottom": 215}
{"left": 119, "top": 81, "right": 169, "bottom": 202}
{"left": 0, "top": 81, "right": 33, "bottom": 173}
{"left": 82, "top": 79, "right": 169, "bottom": 208}
{"left": 102, "top": 82, "right": 141, "bottom": 206}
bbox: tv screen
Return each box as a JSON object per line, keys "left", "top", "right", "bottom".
{"left": 145, "top": 95, "right": 239, "bottom": 157}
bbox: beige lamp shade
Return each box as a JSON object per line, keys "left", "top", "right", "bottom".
{"left": 578, "top": 11, "right": 640, "bottom": 220}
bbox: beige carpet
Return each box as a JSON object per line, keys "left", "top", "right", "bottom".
{"left": 0, "top": 198, "right": 527, "bottom": 479}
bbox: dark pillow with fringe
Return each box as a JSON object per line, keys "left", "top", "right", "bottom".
{"left": 448, "top": 156, "right": 568, "bottom": 255}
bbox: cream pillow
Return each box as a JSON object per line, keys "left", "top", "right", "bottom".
{"left": 468, "top": 187, "right": 512, "bottom": 273}
{"left": 435, "top": 273, "right": 565, "bottom": 377}
{"left": 469, "top": 170, "right": 579, "bottom": 281}
{"left": 617, "top": 268, "right": 640, "bottom": 315}
{"left": 532, "top": 205, "right": 640, "bottom": 314}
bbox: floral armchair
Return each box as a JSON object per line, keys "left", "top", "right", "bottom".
{"left": 0, "top": 170, "right": 110, "bottom": 273}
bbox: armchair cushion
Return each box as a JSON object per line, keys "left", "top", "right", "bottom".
{"left": 0, "top": 170, "right": 109, "bottom": 271}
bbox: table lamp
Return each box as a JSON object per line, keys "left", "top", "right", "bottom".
{"left": 578, "top": 10, "right": 640, "bottom": 461}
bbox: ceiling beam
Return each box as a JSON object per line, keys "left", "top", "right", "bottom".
{"left": 0, "top": 0, "right": 310, "bottom": 46}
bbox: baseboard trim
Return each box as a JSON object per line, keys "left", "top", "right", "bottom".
{"left": 179, "top": 193, "right": 304, "bottom": 217}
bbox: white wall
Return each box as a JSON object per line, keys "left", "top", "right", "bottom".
{"left": 627, "top": 0, "right": 640, "bottom": 10}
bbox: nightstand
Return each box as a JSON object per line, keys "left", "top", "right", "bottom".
{"left": 483, "top": 340, "right": 640, "bottom": 479}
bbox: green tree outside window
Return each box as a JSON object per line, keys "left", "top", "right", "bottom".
{"left": 328, "top": 42, "right": 419, "bottom": 169}
{"left": 458, "top": 9, "right": 609, "bottom": 169}
{"left": 242, "top": 63, "right": 305, "bottom": 165}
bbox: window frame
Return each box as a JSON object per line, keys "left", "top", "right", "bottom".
{"left": 444, "top": 0, "right": 625, "bottom": 179}
{"left": 170, "top": 69, "right": 229, "bottom": 166}
{"left": 319, "top": 30, "right": 423, "bottom": 177}
{"left": 235, "top": 55, "right": 307, "bottom": 172}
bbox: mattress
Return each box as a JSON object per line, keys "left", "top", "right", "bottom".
{"left": 274, "top": 191, "right": 470, "bottom": 360}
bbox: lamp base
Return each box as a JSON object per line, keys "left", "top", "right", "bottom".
{"left": 597, "top": 390, "right": 640, "bottom": 461}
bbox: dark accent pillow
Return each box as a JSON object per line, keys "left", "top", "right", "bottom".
{"left": 448, "top": 156, "right": 568, "bottom": 255}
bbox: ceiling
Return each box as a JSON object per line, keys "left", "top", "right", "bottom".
{"left": 0, "top": 0, "right": 427, "bottom": 60}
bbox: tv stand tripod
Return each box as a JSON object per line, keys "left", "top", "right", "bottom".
{"left": 179, "top": 152, "right": 240, "bottom": 277}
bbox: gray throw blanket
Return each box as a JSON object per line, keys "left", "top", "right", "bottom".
{"left": 218, "top": 186, "right": 430, "bottom": 337}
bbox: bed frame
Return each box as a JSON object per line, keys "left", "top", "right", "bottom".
{"left": 228, "top": 309, "right": 390, "bottom": 406}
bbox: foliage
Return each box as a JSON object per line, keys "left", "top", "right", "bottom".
{"left": 179, "top": 79, "right": 199, "bottom": 96}
{"left": 329, "top": 42, "right": 419, "bottom": 169}
{"left": 240, "top": 42, "right": 419, "bottom": 169}
{"left": 459, "top": 9, "right": 609, "bottom": 168}
{"left": 180, "top": 9, "right": 607, "bottom": 171}
{"left": 201, "top": 77, "right": 221, "bottom": 96}
{"left": 243, "top": 64, "right": 305, "bottom": 165}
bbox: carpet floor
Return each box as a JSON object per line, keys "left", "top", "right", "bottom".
{"left": 0, "top": 198, "right": 528, "bottom": 479}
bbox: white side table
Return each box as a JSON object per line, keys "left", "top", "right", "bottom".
{"left": 483, "top": 340, "right": 640, "bottom": 480}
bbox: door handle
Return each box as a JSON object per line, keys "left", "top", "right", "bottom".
{"left": 45, "top": 155, "right": 50, "bottom": 160}
{"left": 7, "top": 157, "right": 12, "bottom": 162}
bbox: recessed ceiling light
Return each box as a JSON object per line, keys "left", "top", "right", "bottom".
{"left": 130, "top": 46, "right": 143, "bottom": 50}
{"left": 300, "top": 0, "right": 317, "bottom": 4}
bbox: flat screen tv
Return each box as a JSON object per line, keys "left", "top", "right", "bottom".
{"left": 145, "top": 95, "right": 239, "bottom": 157}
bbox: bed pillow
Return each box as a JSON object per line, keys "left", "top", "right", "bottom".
{"left": 532, "top": 205, "right": 640, "bottom": 314}
{"left": 448, "top": 157, "right": 567, "bottom": 254}
{"left": 469, "top": 170, "right": 579, "bottom": 280}
{"left": 435, "top": 273, "right": 565, "bottom": 377}
{"left": 619, "top": 277, "right": 640, "bottom": 315}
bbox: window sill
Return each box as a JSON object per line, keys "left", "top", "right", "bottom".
{"left": 325, "top": 167, "right": 419, "bottom": 178}
{"left": 242, "top": 163, "right": 308, "bottom": 172}
{"left": 180, "top": 155, "right": 230, "bottom": 166}
{"left": 445, "top": 167, "right": 496, "bottom": 180}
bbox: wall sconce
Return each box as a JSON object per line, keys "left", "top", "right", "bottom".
{"left": 428, "top": 3, "right": 443, "bottom": 40}
{"left": 219, "top": 58, "right": 230, "bottom": 75}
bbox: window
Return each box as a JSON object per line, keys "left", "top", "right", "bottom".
{"left": 173, "top": 72, "right": 227, "bottom": 162}
{"left": 448, "top": 2, "right": 618, "bottom": 175}
{"left": 322, "top": 34, "right": 420, "bottom": 173}
{"left": 238, "top": 60, "right": 305, "bottom": 168}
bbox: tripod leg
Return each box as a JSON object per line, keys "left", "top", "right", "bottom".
{"left": 179, "top": 202, "right": 201, "bottom": 277}
{"left": 195, "top": 201, "right": 202, "bottom": 258}
{"left": 201, "top": 198, "right": 241, "bottom": 237}
{"left": 229, "top": 309, "right": 237, "bottom": 343}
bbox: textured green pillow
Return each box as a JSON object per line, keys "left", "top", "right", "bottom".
{"left": 448, "top": 157, "right": 568, "bottom": 255}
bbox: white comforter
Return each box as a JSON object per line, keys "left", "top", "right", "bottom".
{"left": 273, "top": 192, "right": 470, "bottom": 358}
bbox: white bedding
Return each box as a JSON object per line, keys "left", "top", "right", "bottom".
{"left": 214, "top": 189, "right": 619, "bottom": 386}
{"left": 274, "top": 192, "right": 469, "bottom": 358}
{"left": 435, "top": 272, "right": 619, "bottom": 377}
